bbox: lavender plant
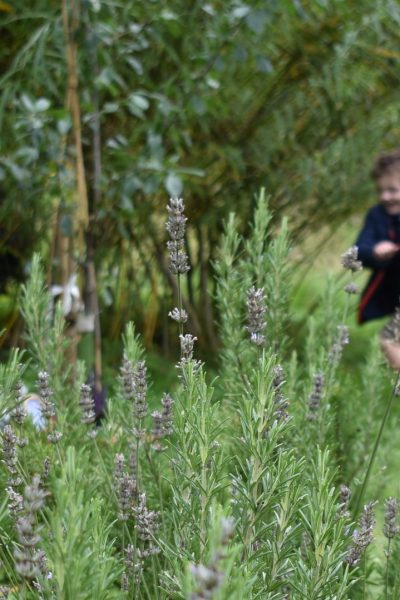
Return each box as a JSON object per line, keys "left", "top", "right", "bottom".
{"left": 0, "top": 195, "right": 399, "bottom": 600}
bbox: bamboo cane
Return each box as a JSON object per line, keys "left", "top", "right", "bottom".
{"left": 62, "top": 0, "right": 104, "bottom": 401}
{"left": 62, "top": 0, "right": 89, "bottom": 252}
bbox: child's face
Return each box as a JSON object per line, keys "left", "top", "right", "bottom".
{"left": 377, "top": 171, "right": 400, "bottom": 215}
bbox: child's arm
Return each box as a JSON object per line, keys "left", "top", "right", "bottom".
{"left": 356, "top": 208, "right": 386, "bottom": 268}
{"left": 356, "top": 207, "right": 399, "bottom": 268}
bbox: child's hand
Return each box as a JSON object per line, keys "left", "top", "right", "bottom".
{"left": 373, "top": 241, "right": 399, "bottom": 261}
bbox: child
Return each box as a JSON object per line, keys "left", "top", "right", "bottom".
{"left": 356, "top": 149, "right": 400, "bottom": 369}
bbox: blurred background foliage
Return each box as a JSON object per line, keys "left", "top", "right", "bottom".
{"left": 1, "top": 0, "right": 400, "bottom": 355}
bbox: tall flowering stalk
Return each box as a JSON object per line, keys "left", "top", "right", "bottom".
{"left": 132, "top": 359, "right": 148, "bottom": 494}
{"left": 164, "top": 198, "right": 226, "bottom": 569}
{"left": 166, "top": 197, "right": 190, "bottom": 344}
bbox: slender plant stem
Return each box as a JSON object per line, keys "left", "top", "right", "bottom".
{"left": 386, "top": 538, "right": 392, "bottom": 600}
{"left": 355, "top": 371, "right": 400, "bottom": 516}
{"left": 151, "top": 555, "right": 160, "bottom": 600}
{"left": 176, "top": 273, "right": 185, "bottom": 356}
{"left": 363, "top": 552, "right": 367, "bottom": 600}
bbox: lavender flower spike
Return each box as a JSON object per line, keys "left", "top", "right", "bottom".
{"left": 339, "top": 485, "right": 351, "bottom": 518}
{"left": 14, "top": 475, "right": 47, "bottom": 581}
{"left": 133, "top": 361, "right": 148, "bottom": 420}
{"left": 180, "top": 334, "right": 197, "bottom": 360}
{"left": 346, "top": 501, "right": 376, "bottom": 567}
{"left": 79, "top": 384, "right": 96, "bottom": 425}
{"left": 384, "top": 497, "right": 399, "bottom": 540}
{"left": 37, "top": 371, "right": 56, "bottom": 420}
{"left": 246, "top": 286, "right": 266, "bottom": 346}
{"left": 161, "top": 392, "right": 174, "bottom": 435}
{"left": 341, "top": 246, "right": 362, "bottom": 272}
{"left": 166, "top": 197, "right": 190, "bottom": 274}
{"left": 168, "top": 307, "right": 188, "bottom": 324}
{"left": 307, "top": 373, "right": 324, "bottom": 421}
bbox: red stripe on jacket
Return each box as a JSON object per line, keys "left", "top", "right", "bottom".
{"left": 358, "top": 271, "right": 385, "bottom": 324}
{"left": 357, "top": 226, "right": 396, "bottom": 324}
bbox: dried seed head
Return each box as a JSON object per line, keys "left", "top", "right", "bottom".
{"left": 384, "top": 497, "right": 399, "bottom": 540}
{"left": 168, "top": 307, "right": 188, "bottom": 324}
{"left": 341, "top": 246, "right": 362, "bottom": 272}
{"left": 79, "top": 384, "right": 96, "bottom": 425}
{"left": 246, "top": 286, "right": 266, "bottom": 346}
{"left": 166, "top": 197, "right": 190, "bottom": 274}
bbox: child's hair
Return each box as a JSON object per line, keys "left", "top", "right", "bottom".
{"left": 372, "top": 148, "right": 400, "bottom": 179}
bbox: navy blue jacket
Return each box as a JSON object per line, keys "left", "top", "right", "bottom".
{"left": 356, "top": 204, "right": 400, "bottom": 323}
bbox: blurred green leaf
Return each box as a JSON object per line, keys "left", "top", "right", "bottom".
{"left": 165, "top": 172, "right": 183, "bottom": 197}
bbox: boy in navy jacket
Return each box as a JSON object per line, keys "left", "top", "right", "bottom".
{"left": 356, "top": 149, "right": 400, "bottom": 368}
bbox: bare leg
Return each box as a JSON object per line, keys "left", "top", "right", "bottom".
{"left": 380, "top": 338, "right": 400, "bottom": 370}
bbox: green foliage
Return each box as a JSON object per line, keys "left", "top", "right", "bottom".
{"left": 0, "top": 198, "right": 399, "bottom": 600}
{"left": 45, "top": 447, "right": 120, "bottom": 599}
{"left": 2, "top": 1, "right": 400, "bottom": 343}
{"left": 293, "top": 449, "right": 352, "bottom": 600}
